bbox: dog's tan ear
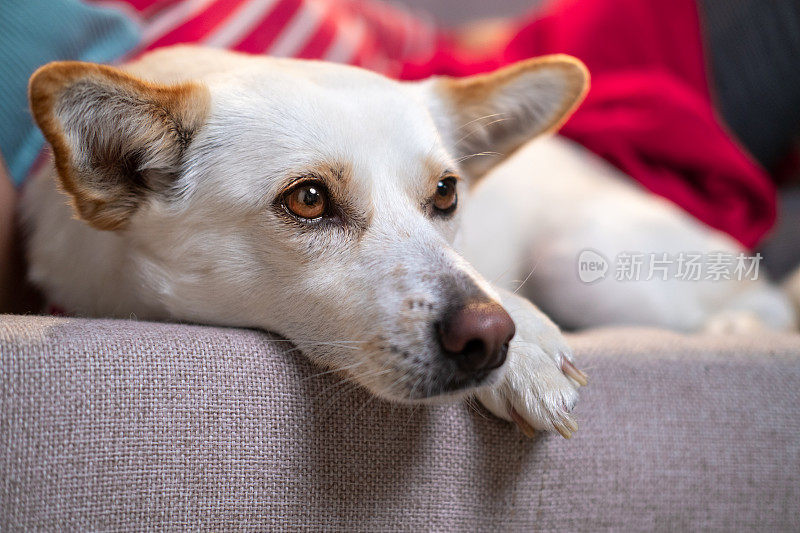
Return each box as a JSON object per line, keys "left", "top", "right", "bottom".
{"left": 29, "top": 61, "right": 210, "bottom": 230}
{"left": 425, "top": 54, "right": 588, "bottom": 178}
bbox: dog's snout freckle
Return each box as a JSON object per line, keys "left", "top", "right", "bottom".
{"left": 403, "top": 298, "right": 435, "bottom": 312}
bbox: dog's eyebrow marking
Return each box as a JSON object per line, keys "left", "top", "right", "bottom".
{"left": 423, "top": 156, "right": 459, "bottom": 188}
{"left": 307, "top": 160, "right": 352, "bottom": 188}
{"left": 331, "top": 166, "right": 347, "bottom": 182}
{"left": 430, "top": 169, "right": 460, "bottom": 190}
{"left": 276, "top": 161, "right": 352, "bottom": 199}
{"left": 423, "top": 155, "right": 444, "bottom": 180}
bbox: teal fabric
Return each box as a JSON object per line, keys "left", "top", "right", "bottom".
{"left": 0, "top": 0, "right": 141, "bottom": 186}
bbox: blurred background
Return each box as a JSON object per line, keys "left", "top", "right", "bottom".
{"left": 407, "top": 0, "right": 800, "bottom": 279}
{"left": 403, "top": 0, "right": 539, "bottom": 23}
{"left": 1, "top": 0, "right": 799, "bottom": 315}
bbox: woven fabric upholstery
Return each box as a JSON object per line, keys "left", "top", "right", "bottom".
{"left": 1, "top": 314, "right": 799, "bottom": 531}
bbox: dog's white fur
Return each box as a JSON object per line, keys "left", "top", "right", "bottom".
{"left": 460, "top": 136, "right": 797, "bottom": 332}
{"left": 21, "top": 46, "right": 797, "bottom": 439}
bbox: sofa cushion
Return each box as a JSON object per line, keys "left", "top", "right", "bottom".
{"left": 1, "top": 315, "right": 798, "bottom": 530}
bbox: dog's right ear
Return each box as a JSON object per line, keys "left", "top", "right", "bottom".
{"left": 29, "top": 61, "right": 210, "bottom": 230}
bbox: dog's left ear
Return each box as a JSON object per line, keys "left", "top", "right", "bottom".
{"left": 29, "top": 61, "right": 210, "bottom": 230}
{"left": 423, "top": 54, "right": 588, "bottom": 178}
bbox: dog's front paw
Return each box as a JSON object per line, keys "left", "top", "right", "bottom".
{"left": 476, "top": 289, "right": 588, "bottom": 439}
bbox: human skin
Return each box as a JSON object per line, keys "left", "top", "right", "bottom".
{"left": 0, "top": 152, "right": 30, "bottom": 313}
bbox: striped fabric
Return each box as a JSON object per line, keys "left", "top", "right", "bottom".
{"left": 106, "top": 0, "right": 440, "bottom": 77}
{"left": 2, "top": 0, "right": 441, "bottom": 185}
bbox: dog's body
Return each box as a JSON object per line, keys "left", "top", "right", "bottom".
{"left": 461, "top": 136, "right": 797, "bottom": 332}
{"left": 20, "top": 46, "right": 796, "bottom": 438}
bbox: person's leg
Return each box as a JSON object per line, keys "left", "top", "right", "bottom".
{"left": 0, "top": 154, "right": 43, "bottom": 314}
{"left": 699, "top": 0, "right": 800, "bottom": 172}
{"left": 0, "top": 153, "right": 20, "bottom": 313}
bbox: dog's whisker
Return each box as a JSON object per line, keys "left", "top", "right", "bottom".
{"left": 484, "top": 246, "right": 538, "bottom": 285}
{"left": 455, "top": 112, "right": 506, "bottom": 132}
{"left": 455, "top": 151, "right": 503, "bottom": 163}
{"left": 455, "top": 116, "right": 512, "bottom": 146}
{"left": 512, "top": 261, "right": 539, "bottom": 294}
{"left": 279, "top": 345, "right": 358, "bottom": 360}
{"left": 269, "top": 338, "right": 367, "bottom": 346}
{"left": 367, "top": 365, "right": 416, "bottom": 404}
{"left": 310, "top": 375, "right": 353, "bottom": 404}
{"left": 406, "top": 374, "right": 424, "bottom": 402}
{"left": 296, "top": 341, "right": 367, "bottom": 348}
{"left": 454, "top": 114, "right": 510, "bottom": 141}
{"left": 316, "top": 365, "right": 395, "bottom": 417}
{"left": 300, "top": 361, "right": 365, "bottom": 382}
{"left": 310, "top": 362, "right": 389, "bottom": 403}
{"left": 465, "top": 396, "right": 489, "bottom": 419}
{"left": 403, "top": 400, "right": 422, "bottom": 428}
{"left": 351, "top": 391, "right": 380, "bottom": 420}
{"left": 489, "top": 261, "right": 517, "bottom": 286}
{"left": 318, "top": 380, "right": 364, "bottom": 419}
{"left": 352, "top": 359, "right": 412, "bottom": 416}
{"left": 316, "top": 369, "right": 385, "bottom": 416}
{"left": 314, "top": 364, "right": 395, "bottom": 409}
{"left": 258, "top": 338, "right": 365, "bottom": 343}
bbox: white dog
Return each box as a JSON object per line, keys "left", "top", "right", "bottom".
{"left": 21, "top": 46, "right": 796, "bottom": 439}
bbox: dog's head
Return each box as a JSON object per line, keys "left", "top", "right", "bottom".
{"left": 29, "top": 48, "right": 587, "bottom": 402}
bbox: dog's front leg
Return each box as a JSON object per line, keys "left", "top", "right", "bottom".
{"left": 476, "top": 287, "right": 587, "bottom": 438}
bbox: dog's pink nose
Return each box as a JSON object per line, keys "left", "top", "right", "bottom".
{"left": 438, "top": 301, "right": 515, "bottom": 375}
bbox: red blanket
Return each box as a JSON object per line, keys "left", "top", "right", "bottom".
{"left": 402, "top": 0, "right": 776, "bottom": 249}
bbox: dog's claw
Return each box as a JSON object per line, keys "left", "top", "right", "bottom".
{"left": 553, "top": 421, "right": 573, "bottom": 439}
{"left": 509, "top": 405, "right": 537, "bottom": 438}
{"left": 552, "top": 407, "right": 577, "bottom": 439}
{"left": 561, "top": 358, "right": 588, "bottom": 386}
{"left": 477, "top": 288, "right": 584, "bottom": 442}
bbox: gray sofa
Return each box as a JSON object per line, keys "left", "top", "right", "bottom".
{"left": 1, "top": 314, "right": 798, "bottom": 530}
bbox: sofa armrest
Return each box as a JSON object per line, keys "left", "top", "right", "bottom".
{"left": 1, "top": 314, "right": 799, "bottom": 530}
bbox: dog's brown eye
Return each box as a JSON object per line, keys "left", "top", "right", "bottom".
{"left": 433, "top": 177, "right": 458, "bottom": 214}
{"left": 284, "top": 182, "right": 328, "bottom": 220}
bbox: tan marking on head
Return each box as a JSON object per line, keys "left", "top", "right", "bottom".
{"left": 29, "top": 61, "right": 210, "bottom": 230}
